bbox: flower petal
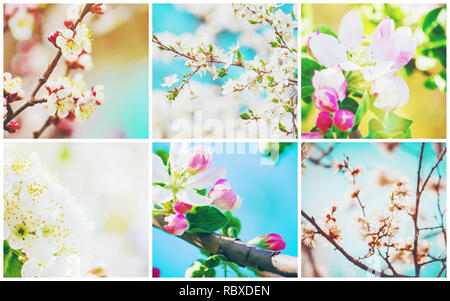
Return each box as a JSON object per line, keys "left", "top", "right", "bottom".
{"left": 152, "top": 185, "right": 173, "bottom": 205}
{"left": 308, "top": 33, "right": 347, "bottom": 69}
{"left": 371, "top": 75, "right": 409, "bottom": 110}
{"left": 176, "top": 188, "right": 212, "bottom": 206}
{"left": 338, "top": 11, "right": 363, "bottom": 51}
{"left": 185, "top": 165, "right": 226, "bottom": 189}
{"left": 152, "top": 154, "right": 169, "bottom": 183}
{"left": 169, "top": 143, "right": 189, "bottom": 174}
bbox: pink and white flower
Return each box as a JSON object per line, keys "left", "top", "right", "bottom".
{"left": 187, "top": 145, "right": 212, "bottom": 174}
{"left": 334, "top": 109, "right": 355, "bottom": 132}
{"left": 308, "top": 11, "right": 416, "bottom": 81}
{"left": 163, "top": 214, "right": 189, "bottom": 236}
{"left": 312, "top": 68, "right": 347, "bottom": 112}
{"left": 301, "top": 132, "right": 323, "bottom": 139}
{"left": 371, "top": 75, "right": 410, "bottom": 110}
{"left": 316, "top": 112, "right": 333, "bottom": 134}
{"left": 248, "top": 233, "right": 286, "bottom": 251}
{"left": 208, "top": 179, "right": 242, "bottom": 211}
{"left": 152, "top": 143, "right": 226, "bottom": 206}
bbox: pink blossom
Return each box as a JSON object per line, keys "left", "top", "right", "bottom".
{"left": 313, "top": 88, "right": 338, "bottom": 113}
{"left": 163, "top": 214, "right": 189, "bottom": 236}
{"left": 248, "top": 233, "right": 286, "bottom": 251}
{"left": 91, "top": 4, "right": 107, "bottom": 15}
{"left": 301, "top": 132, "right": 322, "bottom": 139}
{"left": 371, "top": 75, "right": 409, "bottom": 110}
{"left": 174, "top": 201, "right": 192, "bottom": 215}
{"left": 5, "top": 120, "right": 20, "bottom": 133}
{"left": 47, "top": 31, "right": 61, "bottom": 48}
{"left": 208, "top": 179, "right": 242, "bottom": 211}
{"left": 187, "top": 145, "right": 212, "bottom": 173}
{"left": 312, "top": 68, "right": 347, "bottom": 113}
{"left": 316, "top": 112, "right": 333, "bottom": 134}
{"left": 334, "top": 109, "right": 355, "bottom": 132}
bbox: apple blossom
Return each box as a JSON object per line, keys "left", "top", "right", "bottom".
{"left": 163, "top": 214, "right": 189, "bottom": 236}
{"left": 248, "top": 233, "right": 286, "bottom": 251}
{"left": 308, "top": 11, "right": 416, "bottom": 81}
{"left": 91, "top": 3, "right": 107, "bottom": 15}
{"left": 316, "top": 112, "right": 333, "bottom": 134}
{"left": 174, "top": 201, "right": 193, "bottom": 215}
{"left": 334, "top": 109, "right": 355, "bottom": 132}
{"left": 5, "top": 120, "right": 21, "bottom": 133}
{"left": 312, "top": 68, "right": 347, "bottom": 102}
{"left": 371, "top": 75, "right": 409, "bottom": 110}
{"left": 8, "top": 8, "right": 35, "bottom": 41}
{"left": 3, "top": 72, "right": 25, "bottom": 101}
{"left": 152, "top": 143, "right": 226, "bottom": 206}
{"left": 208, "top": 179, "right": 242, "bottom": 211}
{"left": 187, "top": 145, "right": 212, "bottom": 174}
{"left": 313, "top": 88, "right": 338, "bottom": 113}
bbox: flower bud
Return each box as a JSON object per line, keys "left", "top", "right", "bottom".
{"left": 174, "top": 201, "right": 192, "bottom": 215}
{"left": 152, "top": 267, "right": 160, "bottom": 278}
{"left": 316, "top": 111, "right": 333, "bottom": 134}
{"left": 187, "top": 145, "right": 212, "bottom": 173}
{"left": 248, "top": 233, "right": 286, "bottom": 251}
{"left": 47, "top": 30, "right": 61, "bottom": 48}
{"left": 313, "top": 88, "right": 338, "bottom": 113}
{"left": 91, "top": 3, "right": 107, "bottom": 15}
{"left": 208, "top": 179, "right": 242, "bottom": 211}
{"left": 64, "top": 20, "right": 74, "bottom": 29}
{"left": 334, "top": 109, "right": 355, "bottom": 132}
{"left": 163, "top": 214, "right": 188, "bottom": 236}
{"left": 5, "top": 120, "right": 20, "bottom": 133}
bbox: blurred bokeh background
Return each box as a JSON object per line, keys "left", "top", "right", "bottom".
{"left": 302, "top": 142, "right": 447, "bottom": 277}
{"left": 301, "top": 4, "right": 446, "bottom": 138}
{"left": 153, "top": 142, "right": 298, "bottom": 277}
{"left": 152, "top": 4, "right": 297, "bottom": 138}
{"left": 4, "top": 4, "right": 149, "bottom": 138}
{"left": 4, "top": 142, "right": 149, "bottom": 277}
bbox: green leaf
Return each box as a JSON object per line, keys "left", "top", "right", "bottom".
{"left": 353, "top": 92, "right": 369, "bottom": 129}
{"left": 368, "top": 118, "right": 384, "bottom": 138}
{"left": 301, "top": 58, "right": 324, "bottom": 81}
{"left": 221, "top": 212, "right": 242, "bottom": 237}
{"left": 240, "top": 113, "right": 250, "bottom": 120}
{"left": 196, "top": 188, "right": 207, "bottom": 196}
{"left": 301, "top": 85, "right": 314, "bottom": 103}
{"left": 423, "top": 6, "right": 443, "bottom": 32}
{"left": 312, "top": 25, "right": 338, "bottom": 38}
{"left": 369, "top": 103, "right": 387, "bottom": 121}
{"left": 424, "top": 77, "right": 438, "bottom": 90}
{"left": 4, "top": 241, "right": 23, "bottom": 278}
{"left": 339, "top": 97, "right": 359, "bottom": 114}
{"left": 186, "top": 206, "right": 230, "bottom": 233}
{"left": 384, "top": 111, "right": 413, "bottom": 134}
{"left": 204, "top": 255, "right": 226, "bottom": 268}
{"left": 155, "top": 150, "right": 169, "bottom": 165}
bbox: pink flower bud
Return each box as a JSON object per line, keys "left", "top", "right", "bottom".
{"left": 316, "top": 111, "right": 333, "bottom": 134}
{"left": 187, "top": 145, "right": 212, "bottom": 173}
{"left": 64, "top": 20, "right": 74, "bottom": 29}
{"left": 163, "top": 214, "right": 188, "bottom": 236}
{"left": 47, "top": 31, "right": 61, "bottom": 48}
{"left": 334, "top": 109, "right": 355, "bottom": 132}
{"left": 174, "top": 201, "right": 192, "bottom": 215}
{"left": 152, "top": 268, "right": 161, "bottom": 278}
{"left": 301, "top": 132, "right": 322, "bottom": 139}
{"left": 248, "top": 233, "right": 286, "bottom": 251}
{"left": 208, "top": 179, "right": 241, "bottom": 211}
{"left": 313, "top": 88, "right": 338, "bottom": 113}
{"left": 91, "top": 3, "right": 106, "bottom": 15}
{"left": 5, "top": 120, "right": 20, "bottom": 133}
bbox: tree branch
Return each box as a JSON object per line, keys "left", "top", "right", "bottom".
{"left": 153, "top": 215, "right": 298, "bottom": 277}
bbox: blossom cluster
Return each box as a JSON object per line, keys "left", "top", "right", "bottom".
{"left": 303, "top": 11, "right": 416, "bottom": 138}
{"left": 43, "top": 76, "right": 104, "bottom": 121}
{"left": 154, "top": 4, "right": 298, "bottom": 137}
{"left": 3, "top": 72, "right": 25, "bottom": 132}
{"left": 5, "top": 4, "right": 41, "bottom": 41}
{"left": 153, "top": 143, "right": 242, "bottom": 236}
{"left": 4, "top": 150, "right": 93, "bottom": 277}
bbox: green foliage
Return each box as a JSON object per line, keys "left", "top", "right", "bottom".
{"left": 338, "top": 97, "right": 359, "bottom": 114}
{"left": 353, "top": 92, "right": 369, "bottom": 129}
{"left": 221, "top": 211, "right": 242, "bottom": 238}
{"left": 155, "top": 150, "right": 169, "bottom": 165}
{"left": 3, "top": 241, "right": 23, "bottom": 278}
{"left": 312, "top": 25, "right": 337, "bottom": 38}
{"left": 186, "top": 206, "right": 230, "bottom": 233}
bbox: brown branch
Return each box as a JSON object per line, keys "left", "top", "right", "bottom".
{"left": 33, "top": 116, "right": 53, "bottom": 139}
{"left": 307, "top": 144, "right": 334, "bottom": 168}
{"left": 301, "top": 210, "right": 411, "bottom": 278}
{"left": 153, "top": 214, "right": 298, "bottom": 277}
{"left": 4, "top": 4, "right": 94, "bottom": 130}
{"left": 412, "top": 143, "right": 425, "bottom": 276}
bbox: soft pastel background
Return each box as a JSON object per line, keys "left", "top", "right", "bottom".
{"left": 153, "top": 142, "right": 298, "bottom": 277}
{"left": 4, "top": 142, "right": 149, "bottom": 277}
{"left": 301, "top": 4, "right": 446, "bottom": 138}
{"left": 152, "top": 4, "right": 297, "bottom": 138}
{"left": 302, "top": 142, "right": 447, "bottom": 277}
{"left": 4, "top": 4, "right": 149, "bottom": 138}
